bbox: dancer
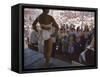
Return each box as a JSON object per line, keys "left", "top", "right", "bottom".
{"left": 32, "top": 9, "right": 59, "bottom": 67}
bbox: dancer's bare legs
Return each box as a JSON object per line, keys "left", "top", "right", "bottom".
{"left": 44, "top": 38, "right": 53, "bottom": 67}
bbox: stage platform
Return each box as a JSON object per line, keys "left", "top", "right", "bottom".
{"left": 24, "top": 48, "right": 72, "bottom": 69}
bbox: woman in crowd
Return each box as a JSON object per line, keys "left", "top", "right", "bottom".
{"left": 61, "top": 25, "right": 69, "bottom": 55}
{"left": 79, "top": 37, "right": 95, "bottom": 65}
